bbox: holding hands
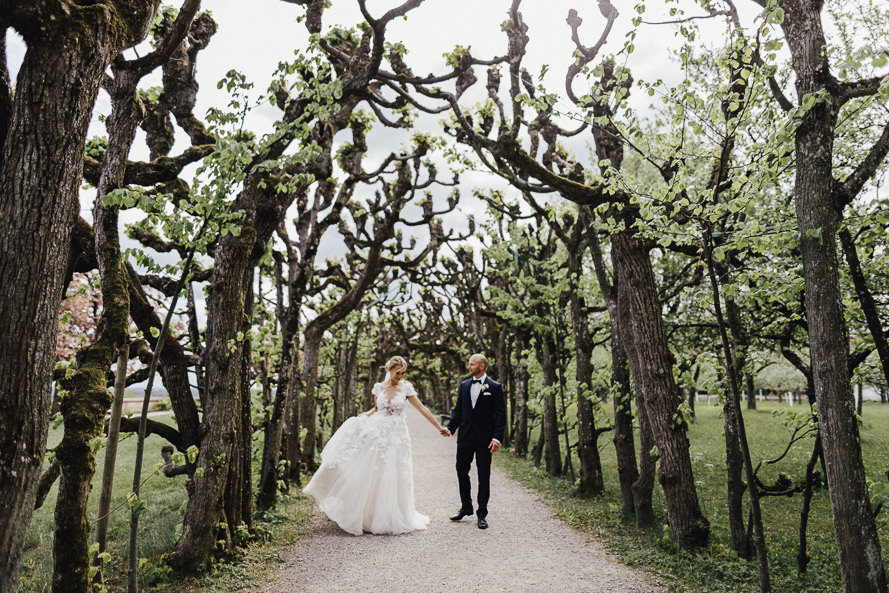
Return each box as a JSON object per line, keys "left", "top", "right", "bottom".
{"left": 439, "top": 426, "right": 451, "bottom": 437}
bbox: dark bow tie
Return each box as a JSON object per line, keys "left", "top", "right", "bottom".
{"left": 470, "top": 378, "right": 482, "bottom": 384}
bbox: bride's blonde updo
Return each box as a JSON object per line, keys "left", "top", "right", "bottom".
{"left": 384, "top": 356, "right": 408, "bottom": 384}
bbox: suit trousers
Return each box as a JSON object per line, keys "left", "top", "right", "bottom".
{"left": 456, "top": 441, "right": 492, "bottom": 518}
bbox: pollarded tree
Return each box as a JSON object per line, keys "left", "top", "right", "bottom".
{"left": 255, "top": 0, "right": 465, "bottom": 506}
{"left": 481, "top": 208, "right": 568, "bottom": 477}
{"left": 167, "top": 2, "right": 388, "bottom": 567}
{"left": 0, "top": 2, "right": 181, "bottom": 590}
{"left": 739, "top": 1, "right": 889, "bottom": 589}
{"left": 385, "top": 0, "right": 710, "bottom": 547}
{"left": 292, "top": 148, "right": 456, "bottom": 472}
{"left": 508, "top": 196, "right": 612, "bottom": 496}
{"left": 48, "top": 5, "right": 209, "bottom": 591}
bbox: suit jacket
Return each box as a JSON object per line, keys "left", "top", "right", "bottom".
{"left": 448, "top": 376, "right": 507, "bottom": 447}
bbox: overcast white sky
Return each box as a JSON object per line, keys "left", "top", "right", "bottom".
{"left": 4, "top": 0, "right": 769, "bottom": 312}
{"left": 1, "top": 0, "right": 798, "bottom": 389}
{"left": 4, "top": 0, "right": 764, "bottom": 226}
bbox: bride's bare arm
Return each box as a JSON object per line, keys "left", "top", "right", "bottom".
{"left": 407, "top": 396, "right": 450, "bottom": 435}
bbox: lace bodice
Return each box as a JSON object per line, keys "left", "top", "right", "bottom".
{"left": 374, "top": 380, "right": 416, "bottom": 416}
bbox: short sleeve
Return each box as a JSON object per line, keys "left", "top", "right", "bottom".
{"left": 403, "top": 381, "right": 417, "bottom": 397}
{"left": 372, "top": 382, "right": 381, "bottom": 396}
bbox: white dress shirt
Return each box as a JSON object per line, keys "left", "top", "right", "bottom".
{"left": 470, "top": 374, "right": 487, "bottom": 408}
{"left": 469, "top": 374, "right": 499, "bottom": 445}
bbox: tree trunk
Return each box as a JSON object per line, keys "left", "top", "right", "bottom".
{"left": 298, "top": 326, "right": 324, "bottom": 471}
{"left": 632, "top": 389, "right": 657, "bottom": 529}
{"left": 429, "top": 374, "right": 446, "bottom": 416}
{"left": 535, "top": 334, "right": 562, "bottom": 477}
{"left": 283, "top": 358, "right": 304, "bottom": 484}
{"left": 779, "top": 2, "right": 886, "bottom": 588}
{"left": 571, "top": 307, "right": 603, "bottom": 496}
{"left": 54, "top": 56, "right": 155, "bottom": 592}
{"left": 512, "top": 332, "right": 530, "bottom": 457}
{"left": 0, "top": 5, "right": 157, "bottom": 589}
{"left": 257, "top": 327, "right": 299, "bottom": 509}
{"left": 588, "top": 223, "right": 639, "bottom": 518}
{"left": 332, "top": 339, "right": 350, "bottom": 432}
{"left": 722, "top": 381, "right": 750, "bottom": 558}
{"left": 746, "top": 372, "right": 757, "bottom": 410}
{"left": 169, "top": 222, "right": 258, "bottom": 573}
{"left": 839, "top": 228, "right": 889, "bottom": 391}
{"left": 224, "top": 273, "right": 254, "bottom": 538}
{"left": 705, "top": 230, "right": 770, "bottom": 590}
{"left": 563, "top": 216, "right": 603, "bottom": 495}
{"left": 531, "top": 424, "right": 545, "bottom": 467}
{"left": 611, "top": 229, "right": 709, "bottom": 548}
{"left": 94, "top": 343, "right": 130, "bottom": 579}
{"left": 331, "top": 330, "right": 359, "bottom": 432}
{"left": 798, "top": 437, "right": 824, "bottom": 574}
{"left": 611, "top": 326, "right": 638, "bottom": 520}
{"left": 574, "top": 362, "right": 603, "bottom": 496}
{"left": 721, "top": 300, "right": 752, "bottom": 558}
{"left": 491, "top": 327, "right": 511, "bottom": 447}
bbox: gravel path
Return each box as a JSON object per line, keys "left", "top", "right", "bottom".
{"left": 258, "top": 407, "right": 666, "bottom": 593}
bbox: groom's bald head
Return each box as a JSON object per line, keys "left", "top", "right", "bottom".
{"left": 470, "top": 353, "right": 488, "bottom": 369}
{"left": 468, "top": 354, "right": 488, "bottom": 377}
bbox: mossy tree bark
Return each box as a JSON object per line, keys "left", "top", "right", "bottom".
{"left": 51, "top": 6, "right": 205, "bottom": 591}
{"left": 511, "top": 330, "right": 531, "bottom": 458}
{"left": 0, "top": 3, "right": 161, "bottom": 590}
{"left": 52, "top": 75, "right": 139, "bottom": 593}
{"left": 534, "top": 332, "right": 562, "bottom": 477}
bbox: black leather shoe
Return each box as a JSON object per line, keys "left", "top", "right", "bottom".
{"left": 477, "top": 517, "right": 489, "bottom": 529}
{"left": 450, "top": 509, "right": 473, "bottom": 521}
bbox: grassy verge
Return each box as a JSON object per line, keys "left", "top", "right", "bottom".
{"left": 152, "top": 493, "right": 316, "bottom": 593}
{"left": 17, "top": 413, "right": 316, "bottom": 593}
{"left": 496, "top": 401, "right": 889, "bottom": 593}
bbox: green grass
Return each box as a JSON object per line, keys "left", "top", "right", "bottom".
{"left": 497, "top": 401, "right": 889, "bottom": 593}
{"left": 16, "top": 413, "right": 316, "bottom": 593}
{"left": 151, "top": 494, "right": 316, "bottom": 593}
{"left": 22, "top": 402, "right": 889, "bottom": 592}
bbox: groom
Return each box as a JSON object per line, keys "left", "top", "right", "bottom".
{"left": 445, "top": 353, "right": 506, "bottom": 529}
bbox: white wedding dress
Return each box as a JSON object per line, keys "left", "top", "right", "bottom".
{"left": 303, "top": 380, "right": 430, "bottom": 535}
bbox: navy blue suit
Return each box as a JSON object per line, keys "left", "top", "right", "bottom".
{"left": 448, "top": 376, "right": 506, "bottom": 519}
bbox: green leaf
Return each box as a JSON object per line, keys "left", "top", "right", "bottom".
{"left": 805, "top": 227, "right": 823, "bottom": 246}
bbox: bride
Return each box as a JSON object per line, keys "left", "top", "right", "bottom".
{"left": 303, "top": 355, "right": 449, "bottom": 535}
